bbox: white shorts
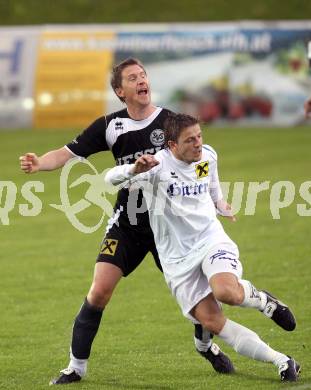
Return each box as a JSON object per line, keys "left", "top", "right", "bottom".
{"left": 163, "top": 242, "right": 243, "bottom": 322}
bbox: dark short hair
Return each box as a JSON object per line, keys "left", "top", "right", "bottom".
{"left": 164, "top": 113, "right": 199, "bottom": 148}
{"left": 110, "top": 58, "right": 146, "bottom": 102}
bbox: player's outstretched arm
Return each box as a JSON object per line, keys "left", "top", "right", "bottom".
{"left": 304, "top": 97, "right": 311, "bottom": 118}
{"left": 19, "top": 147, "right": 73, "bottom": 174}
{"left": 216, "top": 199, "right": 237, "bottom": 222}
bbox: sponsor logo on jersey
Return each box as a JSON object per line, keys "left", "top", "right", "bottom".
{"left": 115, "top": 121, "right": 123, "bottom": 131}
{"left": 195, "top": 161, "right": 209, "bottom": 179}
{"left": 170, "top": 171, "right": 178, "bottom": 178}
{"left": 167, "top": 181, "right": 209, "bottom": 197}
{"left": 116, "top": 146, "right": 162, "bottom": 165}
{"left": 100, "top": 239, "right": 119, "bottom": 256}
{"left": 150, "top": 129, "right": 164, "bottom": 147}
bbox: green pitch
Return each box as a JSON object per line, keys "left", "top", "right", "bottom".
{"left": 0, "top": 127, "right": 310, "bottom": 389}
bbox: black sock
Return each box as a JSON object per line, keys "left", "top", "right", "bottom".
{"left": 71, "top": 298, "right": 103, "bottom": 359}
{"left": 194, "top": 324, "right": 213, "bottom": 342}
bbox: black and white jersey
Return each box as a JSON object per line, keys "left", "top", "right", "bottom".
{"left": 65, "top": 106, "right": 171, "bottom": 164}
{"left": 65, "top": 106, "right": 173, "bottom": 231}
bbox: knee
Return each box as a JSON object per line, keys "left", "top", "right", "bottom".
{"left": 213, "top": 284, "right": 243, "bottom": 306}
{"left": 87, "top": 283, "right": 114, "bottom": 308}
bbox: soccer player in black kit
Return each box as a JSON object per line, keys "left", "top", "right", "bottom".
{"left": 19, "top": 58, "right": 233, "bottom": 385}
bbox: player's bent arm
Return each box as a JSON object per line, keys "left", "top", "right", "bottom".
{"left": 208, "top": 156, "right": 236, "bottom": 222}
{"left": 104, "top": 164, "right": 136, "bottom": 186}
{"left": 20, "top": 147, "right": 74, "bottom": 174}
{"left": 104, "top": 155, "right": 159, "bottom": 186}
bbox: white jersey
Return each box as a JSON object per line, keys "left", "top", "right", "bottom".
{"left": 105, "top": 145, "right": 236, "bottom": 267}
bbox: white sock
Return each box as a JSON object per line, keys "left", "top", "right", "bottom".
{"left": 239, "top": 279, "right": 267, "bottom": 310}
{"left": 68, "top": 349, "right": 88, "bottom": 377}
{"left": 194, "top": 327, "right": 213, "bottom": 352}
{"left": 218, "top": 319, "right": 288, "bottom": 367}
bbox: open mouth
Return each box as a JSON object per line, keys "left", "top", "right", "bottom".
{"left": 137, "top": 88, "right": 148, "bottom": 96}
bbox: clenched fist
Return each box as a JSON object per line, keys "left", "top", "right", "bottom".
{"left": 133, "top": 154, "right": 159, "bottom": 174}
{"left": 19, "top": 153, "right": 40, "bottom": 174}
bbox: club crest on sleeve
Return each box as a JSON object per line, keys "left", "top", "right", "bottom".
{"left": 100, "top": 239, "right": 119, "bottom": 256}
{"left": 195, "top": 161, "right": 209, "bottom": 179}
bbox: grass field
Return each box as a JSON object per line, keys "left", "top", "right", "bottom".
{"left": 2, "top": 0, "right": 311, "bottom": 25}
{"left": 0, "top": 127, "right": 310, "bottom": 389}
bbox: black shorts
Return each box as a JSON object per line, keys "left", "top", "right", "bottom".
{"left": 96, "top": 221, "right": 162, "bottom": 277}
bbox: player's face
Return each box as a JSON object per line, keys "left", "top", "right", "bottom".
{"left": 170, "top": 124, "right": 202, "bottom": 164}
{"left": 116, "top": 64, "right": 151, "bottom": 107}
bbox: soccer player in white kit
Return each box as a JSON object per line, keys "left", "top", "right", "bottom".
{"left": 105, "top": 113, "right": 301, "bottom": 382}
